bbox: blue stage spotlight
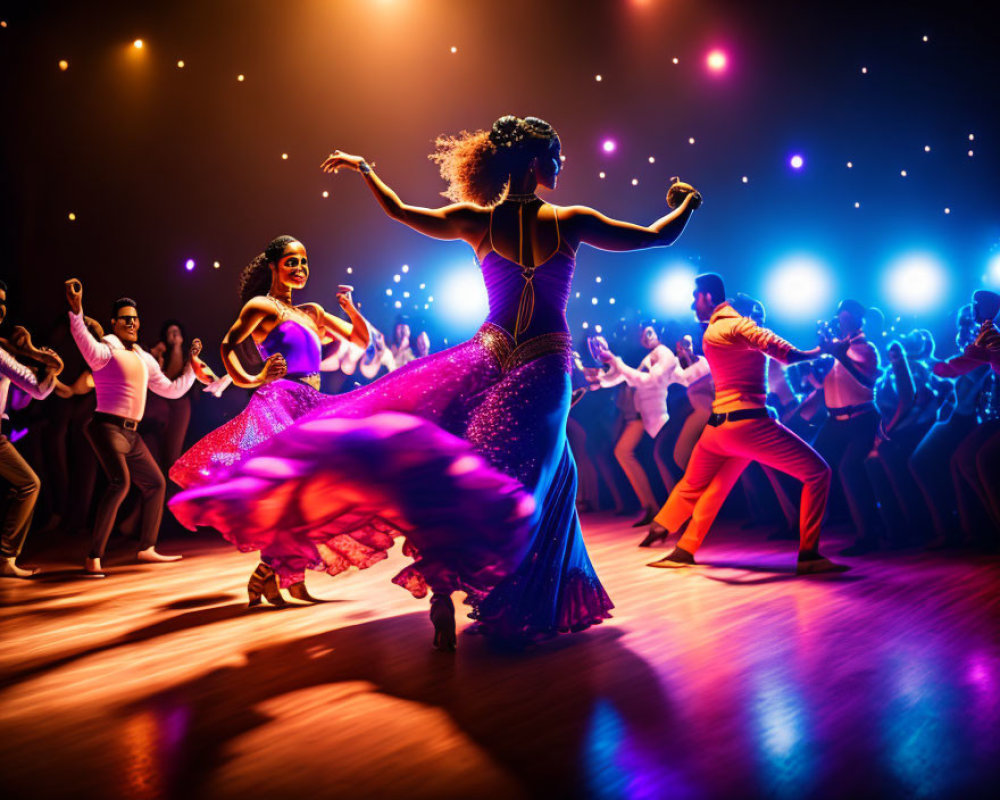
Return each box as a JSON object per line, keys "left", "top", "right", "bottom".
{"left": 438, "top": 262, "right": 489, "bottom": 325}
{"left": 986, "top": 253, "right": 1000, "bottom": 288}
{"left": 763, "top": 255, "right": 834, "bottom": 320}
{"left": 883, "top": 253, "right": 948, "bottom": 313}
{"left": 652, "top": 263, "right": 697, "bottom": 318}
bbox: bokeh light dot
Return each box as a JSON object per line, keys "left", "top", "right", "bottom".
{"left": 595, "top": 74, "right": 602, "bottom": 81}
{"left": 599, "top": 171, "right": 606, "bottom": 179}
{"left": 237, "top": 73, "right": 245, "bottom": 81}
{"left": 133, "top": 39, "right": 143, "bottom": 49}
{"left": 177, "top": 60, "right": 184, "bottom": 68}
{"left": 847, "top": 161, "right": 853, "bottom": 168}
{"left": 185, "top": 259, "right": 195, "bottom": 271}
{"left": 393, "top": 274, "right": 400, "bottom": 283}
{"left": 688, "top": 137, "right": 696, "bottom": 145}
{"left": 322, "top": 190, "right": 329, "bottom": 198}
{"left": 790, "top": 154, "right": 804, "bottom": 169}
{"left": 450, "top": 46, "right": 457, "bottom": 53}
{"left": 742, "top": 176, "right": 749, "bottom": 183}
{"left": 58, "top": 60, "right": 68, "bottom": 71}
{"left": 900, "top": 169, "right": 907, "bottom": 177}
{"left": 648, "top": 156, "right": 655, "bottom": 163}
{"left": 631, "top": 178, "right": 638, "bottom": 186}
{"left": 402, "top": 264, "right": 409, "bottom": 273}
{"left": 924, "top": 145, "right": 931, "bottom": 152}
{"left": 281, "top": 153, "right": 288, "bottom": 160}
{"left": 213, "top": 261, "right": 220, "bottom": 269}
{"left": 602, "top": 139, "right": 616, "bottom": 153}
{"left": 67, "top": 212, "right": 76, "bottom": 221}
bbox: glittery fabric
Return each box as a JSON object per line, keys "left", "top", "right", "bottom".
{"left": 169, "top": 250, "right": 614, "bottom": 639}
{"left": 169, "top": 379, "right": 328, "bottom": 491}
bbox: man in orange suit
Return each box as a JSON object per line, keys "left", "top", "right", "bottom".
{"left": 646, "top": 273, "right": 848, "bottom": 575}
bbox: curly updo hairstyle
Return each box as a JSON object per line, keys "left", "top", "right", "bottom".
{"left": 239, "top": 235, "right": 300, "bottom": 305}
{"left": 429, "top": 115, "right": 561, "bottom": 207}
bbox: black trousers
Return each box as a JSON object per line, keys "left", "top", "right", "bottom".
{"left": 85, "top": 419, "right": 166, "bottom": 559}
{"left": 0, "top": 435, "right": 41, "bottom": 559}
{"left": 814, "top": 410, "right": 880, "bottom": 542}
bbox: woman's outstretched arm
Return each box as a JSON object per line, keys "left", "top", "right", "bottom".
{"left": 560, "top": 182, "right": 701, "bottom": 251}
{"left": 321, "top": 151, "right": 485, "bottom": 243}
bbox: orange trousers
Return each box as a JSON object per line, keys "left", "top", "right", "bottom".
{"left": 653, "top": 416, "right": 831, "bottom": 554}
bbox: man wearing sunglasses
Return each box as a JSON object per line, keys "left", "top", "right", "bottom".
{"left": 66, "top": 279, "right": 199, "bottom": 576}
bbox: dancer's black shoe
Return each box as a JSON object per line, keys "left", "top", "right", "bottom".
{"left": 647, "top": 546, "right": 697, "bottom": 568}
{"left": 631, "top": 507, "right": 657, "bottom": 528}
{"left": 430, "top": 593, "right": 457, "bottom": 652}
{"left": 638, "top": 521, "right": 670, "bottom": 548}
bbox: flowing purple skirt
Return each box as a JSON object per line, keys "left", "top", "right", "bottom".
{"left": 170, "top": 324, "right": 613, "bottom": 640}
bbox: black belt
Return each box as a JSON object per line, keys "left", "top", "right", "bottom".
{"left": 93, "top": 411, "right": 140, "bottom": 431}
{"left": 707, "top": 408, "right": 774, "bottom": 427}
{"left": 826, "top": 402, "right": 877, "bottom": 421}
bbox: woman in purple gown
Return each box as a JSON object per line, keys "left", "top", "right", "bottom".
{"left": 172, "top": 115, "right": 702, "bottom": 648}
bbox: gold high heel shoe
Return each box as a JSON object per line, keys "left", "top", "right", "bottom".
{"left": 288, "top": 581, "right": 322, "bottom": 603}
{"left": 247, "top": 562, "right": 287, "bottom": 607}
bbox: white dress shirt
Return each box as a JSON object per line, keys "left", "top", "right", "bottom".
{"left": 823, "top": 337, "right": 879, "bottom": 409}
{"left": 598, "top": 345, "right": 712, "bottom": 437}
{"left": 69, "top": 310, "right": 195, "bottom": 421}
{"left": 1, "top": 345, "right": 57, "bottom": 429}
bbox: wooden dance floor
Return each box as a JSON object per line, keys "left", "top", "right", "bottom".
{"left": 1, "top": 514, "right": 998, "bottom": 799}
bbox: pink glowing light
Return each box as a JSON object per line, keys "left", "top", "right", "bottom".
{"left": 185, "top": 259, "right": 195, "bottom": 271}
{"left": 706, "top": 49, "right": 727, "bottom": 72}
{"left": 602, "top": 139, "right": 616, "bottom": 154}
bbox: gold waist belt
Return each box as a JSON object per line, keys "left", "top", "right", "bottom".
{"left": 476, "top": 322, "right": 572, "bottom": 373}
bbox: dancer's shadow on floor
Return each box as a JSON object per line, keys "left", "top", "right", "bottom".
{"left": 128, "top": 614, "right": 684, "bottom": 799}
{"left": 0, "top": 602, "right": 288, "bottom": 691}
{"left": 696, "top": 560, "right": 865, "bottom": 586}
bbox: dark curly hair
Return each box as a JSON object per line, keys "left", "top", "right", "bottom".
{"left": 239, "top": 235, "right": 300, "bottom": 305}
{"left": 429, "top": 115, "right": 561, "bottom": 206}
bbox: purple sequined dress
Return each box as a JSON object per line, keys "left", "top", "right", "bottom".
{"left": 171, "top": 221, "right": 613, "bottom": 640}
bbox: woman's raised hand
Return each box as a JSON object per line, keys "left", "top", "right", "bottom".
{"left": 320, "top": 151, "right": 366, "bottom": 174}
{"left": 666, "top": 179, "right": 703, "bottom": 210}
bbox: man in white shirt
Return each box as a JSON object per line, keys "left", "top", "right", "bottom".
{"left": 66, "top": 280, "right": 198, "bottom": 576}
{"left": 1, "top": 280, "right": 64, "bottom": 577}
{"left": 812, "top": 299, "right": 883, "bottom": 555}
{"left": 585, "top": 326, "right": 711, "bottom": 528}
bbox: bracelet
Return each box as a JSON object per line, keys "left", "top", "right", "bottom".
{"left": 358, "top": 160, "right": 371, "bottom": 175}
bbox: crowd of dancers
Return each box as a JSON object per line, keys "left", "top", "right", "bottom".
{"left": 3, "top": 115, "right": 999, "bottom": 650}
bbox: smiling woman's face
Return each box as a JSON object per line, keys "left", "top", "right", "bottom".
{"left": 273, "top": 241, "right": 309, "bottom": 290}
